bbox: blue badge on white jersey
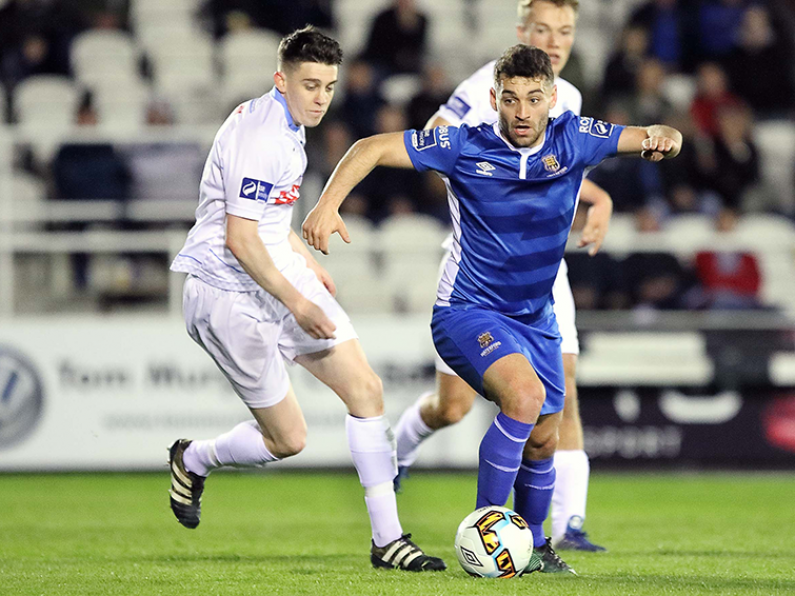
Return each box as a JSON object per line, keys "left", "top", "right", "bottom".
{"left": 445, "top": 96, "right": 471, "bottom": 120}
{"left": 578, "top": 117, "right": 614, "bottom": 139}
{"left": 239, "top": 177, "right": 274, "bottom": 201}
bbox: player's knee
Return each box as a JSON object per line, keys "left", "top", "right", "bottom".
{"left": 504, "top": 383, "right": 545, "bottom": 421}
{"left": 437, "top": 392, "right": 473, "bottom": 426}
{"left": 271, "top": 430, "right": 307, "bottom": 459}
{"left": 525, "top": 431, "right": 557, "bottom": 459}
{"left": 345, "top": 372, "right": 384, "bottom": 416}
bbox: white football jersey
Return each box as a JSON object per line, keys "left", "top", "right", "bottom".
{"left": 434, "top": 59, "right": 582, "bottom": 126}
{"left": 171, "top": 88, "right": 307, "bottom": 291}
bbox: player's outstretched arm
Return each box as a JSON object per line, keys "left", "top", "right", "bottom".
{"left": 617, "top": 124, "right": 683, "bottom": 162}
{"left": 302, "top": 132, "right": 414, "bottom": 254}
{"left": 577, "top": 179, "right": 613, "bottom": 256}
{"left": 227, "top": 215, "right": 336, "bottom": 339}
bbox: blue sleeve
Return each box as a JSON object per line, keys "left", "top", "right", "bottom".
{"left": 403, "top": 125, "right": 464, "bottom": 176}
{"left": 572, "top": 116, "right": 626, "bottom": 167}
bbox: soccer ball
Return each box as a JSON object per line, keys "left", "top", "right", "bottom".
{"left": 454, "top": 506, "right": 534, "bottom": 578}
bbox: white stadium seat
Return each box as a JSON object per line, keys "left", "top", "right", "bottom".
{"left": 754, "top": 120, "right": 795, "bottom": 213}
{"left": 14, "top": 75, "right": 80, "bottom": 129}
{"left": 71, "top": 30, "right": 141, "bottom": 87}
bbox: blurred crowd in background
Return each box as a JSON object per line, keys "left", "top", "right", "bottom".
{"left": 1, "top": 0, "right": 794, "bottom": 314}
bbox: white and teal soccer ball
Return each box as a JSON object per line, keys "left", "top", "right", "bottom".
{"left": 454, "top": 506, "right": 534, "bottom": 578}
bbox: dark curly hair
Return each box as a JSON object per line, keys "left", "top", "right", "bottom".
{"left": 278, "top": 26, "right": 343, "bottom": 71}
{"left": 493, "top": 44, "right": 554, "bottom": 87}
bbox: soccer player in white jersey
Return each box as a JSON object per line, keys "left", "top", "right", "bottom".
{"left": 393, "top": 0, "right": 610, "bottom": 552}
{"left": 167, "top": 27, "right": 445, "bottom": 573}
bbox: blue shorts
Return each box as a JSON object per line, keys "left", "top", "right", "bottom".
{"left": 431, "top": 304, "right": 565, "bottom": 416}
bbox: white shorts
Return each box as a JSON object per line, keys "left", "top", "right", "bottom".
{"left": 434, "top": 255, "right": 579, "bottom": 376}
{"left": 182, "top": 267, "right": 358, "bottom": 409}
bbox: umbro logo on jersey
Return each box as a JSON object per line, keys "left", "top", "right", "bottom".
{"left": 476, "top": 162, "right": 495, "bottom": 176}
{"left": 239, "top": 177, "right": 274, "bottom": 201}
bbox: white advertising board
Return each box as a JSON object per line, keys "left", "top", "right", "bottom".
{"left": 0, "top": 315, "right": 492, "bottom": 471}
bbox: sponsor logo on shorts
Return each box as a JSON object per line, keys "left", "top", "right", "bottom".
{"left": 239, "top": 177, "right": 274, "bottom": 201}
{"left": 478, "top": 332, "right": 502, "bottom": 357}
{"left": 478, "top": 332, "right": 494, "bottom": 348}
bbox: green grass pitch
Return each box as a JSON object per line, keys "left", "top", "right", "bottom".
{"left": 1, "top": 471, "right": 794, "bottom": 595}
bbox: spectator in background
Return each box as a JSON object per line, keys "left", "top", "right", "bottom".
{"left": 356, "top": 104, "right": 424, "bottom": 222}
{"left": 0, "top": 0, "right": 85, "bottom": 88}
{"left": 693, "top": 208, "right": 764, "bottom": 309}
{"left": 601, "top": 25, "right": 649, "bottom": 105}
{"left": 696, "top": 102, "right": 760, "bottom": 211}
{"left": 200, "top": 0, "right": 333, "bottom": 38}
{"left": 406, "top": 64, "right": 452, "bottom": 129}
{"left": 362, "top": 0, "right": 429, "bottom": 76}
{"left": 627, "top": 58, "right": 675, "bottom": 124}
{"left": 690, "top": 62, "right": 741, "bottom": 137}
{"left": 623, "top": 249, "right": 691, "bottom": 311}
{"left": 723, "top": 4, "right": 795, "bottom": 118}
{"left": 629, "top": 0, "right": 692, "bottom": 70}
{"left": 586, "top": 103, "right": 665, "bottom": 214}
{"left": 338, "top": 58, "right": 386, "bottom": 139}
{"left": 696, "top": 0, "right": 748, "bottom": 61}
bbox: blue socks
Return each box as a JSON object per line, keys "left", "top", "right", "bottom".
{"left": 514, "top": 457, "right": 556, "bottom": 548}
{"left": 476, "top": 413, "right": 533, "bottom": 509}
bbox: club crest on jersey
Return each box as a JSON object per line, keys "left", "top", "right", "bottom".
{"left": 542, "top": 154, "right": 561, "bottom": 173}
{"left": 239, "top": 177, "right": 273, "bottom": 201}
{"left": 579, "top": 116, "right": 614, "bottom": 139}
{"left": 476, "top": 162, "right": 495, "bottom": 176}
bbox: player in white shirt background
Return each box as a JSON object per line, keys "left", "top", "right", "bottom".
{"left": 167, "top": 26, "right": 445, "bottom": 573}
{"left": 393, "top": 0, "right": 611, "bottom": 552}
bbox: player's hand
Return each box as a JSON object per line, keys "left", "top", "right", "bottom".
{"left": 308, "top": 262, "right": 337, "bottom": 297}
{"left": 302, "top": 203, "right": 350, "bottom": 255}
{"left": 292, "top": 298, "right": 336, "bottom": 340}
{"left": 578, "top": 199, "right": 612, "bottom": 256}
{"left": 641, "top": 136, "right": 677, "bottom": 162}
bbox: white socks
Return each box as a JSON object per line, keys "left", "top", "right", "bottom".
{"left": 395, "top": 394, "right": 434, "bottom": 467}
{"left": 346, "top": 414, "right": 403, "bottom": 547}
{"left": 551, "top": 449, "right": 590, "bottom": 541}
{"left": 183, "top": 420, "right": 278, "bottom": 476}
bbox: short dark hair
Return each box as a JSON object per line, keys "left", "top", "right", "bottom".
{"left": 493, "top": 45, "right": 554, "bottom": 87}
{"left": 277, "top": 26, "right": 343, "bottom": 71}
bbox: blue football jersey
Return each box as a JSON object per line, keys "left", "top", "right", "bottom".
{"left": 404, "top": 112, "right": 624, "bottom": 317}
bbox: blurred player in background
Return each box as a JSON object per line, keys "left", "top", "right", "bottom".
{"left": 167, "top": 26, "right": 445, "bottom": 573}
{"left": 302, "top": 44, "right": 681, "bottom": 574}
{"left": 393, "top": 0, "right": 612, "bottom": 552}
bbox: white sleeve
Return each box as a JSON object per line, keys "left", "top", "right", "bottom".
{"left": 221, "top": 122, "right": 286, "bottom": 221}
{"left": 555, "top": 78, "right": 582, "bottom": 116}
{"left": 433, "top": 61, "right": 498, "bottom": 127}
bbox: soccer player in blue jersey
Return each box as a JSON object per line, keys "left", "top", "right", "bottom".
{"left": 303, "top": 44, "right": 681, "bottom": 574}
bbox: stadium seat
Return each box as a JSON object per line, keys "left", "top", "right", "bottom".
{"left": 71, "top": 30, "right": 141, "bottom": 87}
{"left": 578, "top": 331, "right": 714, "bottom": 385}
{"left": 754, "top": 120, "right": 795, "bottom": 213}
{"left": 320, "top": 216, "right": 392, "bottom": 313}
{"left": 379, "top": 214, "right": 447, "bottom": 312}
{"left": 381, "top": 74, "right": 423, "bottom": 106}
{"left": 14, "top": 75, "right": 79, "bottom": 129}
{"left": 219, "top": 30, "right": 283, "bottom": 109}
{"left": 91, "top": 80, "right": 149, "bottom": 130}
{"left": 665, "top": 213, "right": 715, "bottom": 253}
